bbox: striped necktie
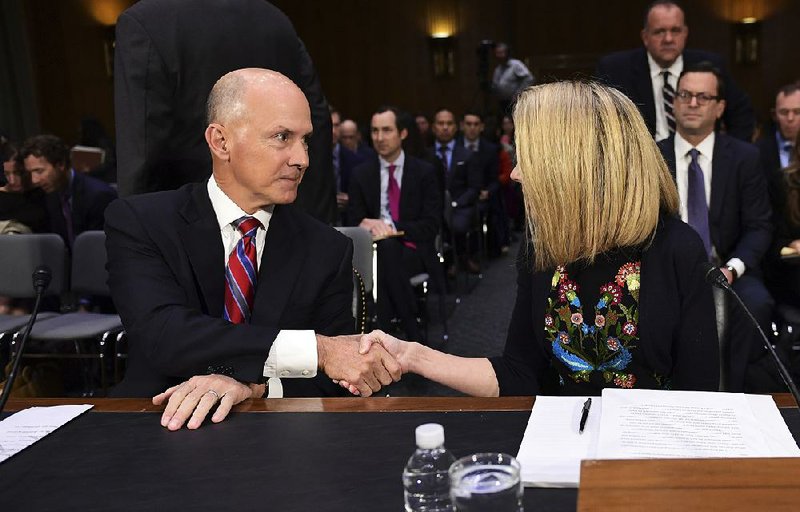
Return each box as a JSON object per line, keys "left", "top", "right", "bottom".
{"left": 662, "top": 71, "right": 676, "bottom": 135}
{"left": 224, "top": 216, "right": 263, "bottom": 324}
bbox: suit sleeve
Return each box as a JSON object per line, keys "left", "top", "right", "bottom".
{"left": 731, "top": 148, "right": 773, "bottom": 269}
{"left": 394, "top": 165, "right": 441, "bottom": 243}
{"left": 671, "top": 232, "right": 720, "bottom": 391}
{"left": 114, "top": 12, "right": 172, "bottom": 197}
{"left": 105, "top": 199, "right": 282, "bottom": 383}
{"left": 345, "top": 167, "right": 369, "bottom": 226}
{"left": 291, "top": 37, "right": 337, "bottom": 225}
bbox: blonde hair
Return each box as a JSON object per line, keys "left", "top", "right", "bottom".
{"left": 513, "top": 81, "right": 679, "bottom": 271}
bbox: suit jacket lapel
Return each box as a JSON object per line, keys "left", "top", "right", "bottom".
{"left": 178, "top": 184, "right": 226, "bottom": 317}
{"left": 251, "top": 204, "right": 305, "bottom": 326}
{"left": 709, "top": 134, "right": 730, "bottom": 224}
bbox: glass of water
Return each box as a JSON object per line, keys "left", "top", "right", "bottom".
{"left": 449, "top": 452, "right": 523, "bottom": 511}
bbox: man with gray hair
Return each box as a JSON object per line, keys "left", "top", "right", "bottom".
{"left": 106, "top": 69, "right": 400, "bottom": 430}
{"left": 491, "top": 42, "right": 534, "bottom": 116}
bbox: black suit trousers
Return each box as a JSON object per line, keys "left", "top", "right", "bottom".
{"left": 376, "top": 238, "right": 425, "bottom": 340}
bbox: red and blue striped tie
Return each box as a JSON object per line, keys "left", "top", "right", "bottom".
{"left": 224, "top": 216, "right": 262, "bottom": 324}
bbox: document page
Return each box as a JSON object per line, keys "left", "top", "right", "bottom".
{"left": 517, "top": 396, "right": 601, "bottom": 488}
{"left": 0, "top": 405, "right": 93, "bottom": 463}
{"left": 597, "top": 389, "right": 772, "bottom": 459}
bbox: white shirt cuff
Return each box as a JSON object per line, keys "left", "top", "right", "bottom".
{"left": 726, "top": 258, "right": 746, "bottom": 278}
{"left": 263, "top": 330, "right": 318, "bottom": 379}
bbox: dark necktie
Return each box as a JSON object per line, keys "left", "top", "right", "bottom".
{"left": 224, "top": 216, "right": 263, "bottom": 324}
{"left": 60, "top": 191, "right": 74, "bottom": 245}
{"left": 438, "top": 145, "right": 449, "bottom": 171}
{"left": 468, "top": 142, "right": 477, "bottom": 152}
{"left": 662, "top": 71, "right": 676, "bottom": 135}
{"left": 332, "top": 146, "right": 341, "bottom": 191}
{"left": 687, "top": 149, "right": 711, "bottom": 257}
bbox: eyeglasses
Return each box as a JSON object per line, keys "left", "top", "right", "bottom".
{"left": 776, "top": 108, "right": 800, "bottom": 118}
{"left": 675, "top": 91, "right": 720, "bottom": 105}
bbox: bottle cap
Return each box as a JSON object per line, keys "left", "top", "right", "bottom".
{"left": 415, "top": 423, "right": 445, "bottom": 449}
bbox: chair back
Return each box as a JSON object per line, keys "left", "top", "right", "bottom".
{"left": 71, "top": 231, "right": 110, "bottom": 296}
{"left": 0, "top": 233, "right": 67, "bottom": 297}
{"left": 335, "top": 226, "right": 374, "bottom": 293}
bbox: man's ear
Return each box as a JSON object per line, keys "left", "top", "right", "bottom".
{"left": 205, "top": 123, "right": 229, "bottom": 161}
{"left": 400, "top": 128, "right": 408, "bottom": 141}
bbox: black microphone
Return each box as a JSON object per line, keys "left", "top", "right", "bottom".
{"left": 0, "top": 265, "right": 52, "bottom": 414}
{"left": 702, "top": 262, "right": 800, "bottom": 406}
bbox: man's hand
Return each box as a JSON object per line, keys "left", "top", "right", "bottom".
{"left": 317, "top": 334, "right": 402, "bottom": 396}
{"left": 479, "top": 189, "right": 489, "bottom": 201}
{"left": 359, "top": 218, "right": 395, "bottom": 238}
{"left": 719, "top": 266, "right": 735, "bottom": 285}
{"left": 153, "top": 374, "right": 255, "bottom": 431}
{"left": 338, "top": 330, "right": 410, "bottom": 395}
{"left": 336, "top": 192, "right": 349, "bottom": 209}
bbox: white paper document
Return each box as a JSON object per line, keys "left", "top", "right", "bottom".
{"left": 516, "top": 390, "right": 799, "bottom": 488}
{"left": 0, "top": 405, "right": 93, "bottom": 463}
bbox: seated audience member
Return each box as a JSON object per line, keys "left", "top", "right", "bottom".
{"left": 347, "top": 81, "right": 719, "bottom": 397}
{"left": 1, "top": 141, "right": 46, "bottom": 235}
{"left": 765, "top": 131, "right": 800, "bottom": 309}
{"left": 757, "top": 83, "right": 800, "bottom": 194}
{"left": 596, "top": 1, "right": 754, "bottom": 142}
{"left": 425, "top": 108, "right": 482, "bottom": 273}
{"left": 415, "top": 112, "right": 435, "bottom": 149}
{"left": 105, "top": 69, "right": 400, "bottom": 429}
{"left": 498, "top": 115, "right": 523, "bottom": 232}
{"left": 19, "top": 135, "right": 117, "bottom": 248}
{"left": 460, "top": 111, "right": 509, "bottom": 255}
{"left": 347, "top": 106, "right": 441, "bottom": 341}
{"left": 336, "top": 118, "right": 377, "bottom": 220}
{"left": 657, "top": 62, "right": 772, "bottom": 392}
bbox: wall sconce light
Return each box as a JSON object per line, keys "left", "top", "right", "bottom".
{"left": 733, "top": 18, "right": 760, "bottom": 65}
{"left": 429, "top": 36, "right": 456, "bottom": 78}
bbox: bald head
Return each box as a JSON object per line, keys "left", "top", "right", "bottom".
{"left": 206, "top": 68, "right": 302, "bottom": 125}
{"left": 339, "top": 119, "right": 360, "bottom": 151}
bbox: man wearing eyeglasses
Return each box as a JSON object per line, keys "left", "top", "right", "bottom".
{"left": 657, "top": 62, "right": 773, "bottom": 393}
{"left": 756, "top": 83, "right": 800, "bottom": 178}
{"left": 596, "top": 1, "right": 754, "bottom": 142}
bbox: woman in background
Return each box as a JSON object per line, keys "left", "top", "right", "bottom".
{"left": 350, "top": 81, "right": 719, "bottom": 396}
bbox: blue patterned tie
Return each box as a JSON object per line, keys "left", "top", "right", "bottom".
{"left": 687, "top": 149, "right": 711, "bottom": 257}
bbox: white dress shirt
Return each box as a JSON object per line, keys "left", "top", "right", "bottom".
{"left": 673, "top": 133, "right": 746, "bottom": 277}
{"left": 648, "top": 52, "right": 683, "bottom": 142}
{"left": 207, "top": 177, "right": 317, "bottom": 398}
{"left": 379, "top": 150, "right": 405, "bottom": 227}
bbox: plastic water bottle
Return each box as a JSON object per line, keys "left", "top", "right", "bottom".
{"left": 403, "top": 423, "right": 457, "bottom": 512}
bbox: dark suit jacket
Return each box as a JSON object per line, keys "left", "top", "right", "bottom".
{"left": 596, "top": 48, "right": 754, "bottom": 142}
{"left": 424, "top": 144, "right": 482, "bottom": 207}
{"left": 658, "top": 133, "right": 772, "bottom": 271}
{"left": 45, "top": 171, "right": 117, "bottom": 245}
{"left": 105, "top": 183, "right": 354, "bottom": 397}
{"left": 491, "top": 215, "right": 719, "bottom": 395}
{"left": 114, "top": 0, "right": 336, "bottom": 224}
{"left": 462, "top": 138, "right": 501, "bottom": 190}
{"left": 347, "top": 155, "right": 441, "bottom": 253}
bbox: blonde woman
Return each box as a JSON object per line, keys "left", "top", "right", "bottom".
{"left": 350, "top": 81, "right": 720, "bottom": 397}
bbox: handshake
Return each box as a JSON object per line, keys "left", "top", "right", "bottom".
{"left": 319, "top": 330, "right": 409, "bottom": 397}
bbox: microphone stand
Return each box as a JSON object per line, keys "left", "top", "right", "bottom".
{"left": 704, "top": 264, "right": 800, "bottom": 407}
{"left": 0, "top": 266, "right": 52, "bottom": 414}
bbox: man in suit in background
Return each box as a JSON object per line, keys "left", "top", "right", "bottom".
{"left": 657, "top": 63, "right": 772, "bottom": 392}
{"left": 106, "top": 69, "right": 400, "bottom": 430}
{"left": 756, "top": 82, "right": 800, "bottom": 179}
{"left": 114, "top": 0, "right": 336, "bottom": 224}
{"left": 460, "top": 111, "right": 509, "bottom": 256}
{"left": 426, "top": 108, "right": 482, "bottom": 273}
{"left": 19, "top": 134, "right": 117, "bottom": 247}
{"left": 596, "top": 0, "right": 754, "bottom": 142}
{"left": 348, "top": 107, "right": 440, "bottom": 341}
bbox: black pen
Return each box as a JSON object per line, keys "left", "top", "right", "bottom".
{"left": 578, "top": 397, "right": 592, "bottom": 434}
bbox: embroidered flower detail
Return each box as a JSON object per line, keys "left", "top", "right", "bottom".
{"left": 614, "top": 373, "right": 637, "bottom": 388}
{"left": 595, "top": 314, "right": 606, "bottom": 328}
{"left": 581, "top": 324, "right": 595, "bottom": 335}
{"left": 557, "top": 305, "right": 572, "bottom": 323}
{"left": 599, "top": 283, "right": 622, "bottom": 305}
{"left": 558, "top": 331, "right": 571, "bottom": 345}
{"left": 570, "top": 313, "right": 583, "bottom": 325}
{"left": 605, "top": 309, "right": 619, "bottom": 325}
{"left": 596, "top": 297, "right": 608, "bottom": 309}
{"left": 552, "top": 267, "right": 564, "bottom": 288}
{"left": 622, "top": 321, "right": 637, "bottom": 336}
{"left": 558, "top": 280, "right": 579, "bottom": 302}
{"left": 606, "top": 337, "right": 620, "bottom": 351}
{"left": 615, "top": 262, "right": 641, "bottom": 287}
{"left": 544, "top": 314, "right": 554, "bottom": 328}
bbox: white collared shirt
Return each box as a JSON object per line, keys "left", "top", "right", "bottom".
{"left": 673, "top": 133, "right": 746, "bottom": 276}
{"left": 207, "top": 177, "right": 317, "bottom": 398}
{"left": 379, "top": 150, "right": 405, "bottom": 226}
{"left": 648, "top": 53, "right": 683, "bottom": 142}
